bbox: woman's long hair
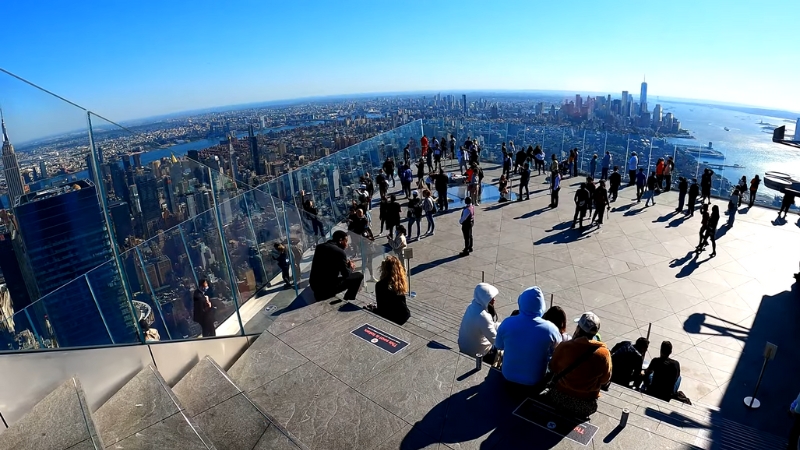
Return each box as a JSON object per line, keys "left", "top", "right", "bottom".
{"left": 380, "top": 256, "right": 408, "bottom": 294}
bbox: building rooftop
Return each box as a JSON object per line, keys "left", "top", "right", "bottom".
{"left": 16, "top": 178, "right": 95, "bottom": 206}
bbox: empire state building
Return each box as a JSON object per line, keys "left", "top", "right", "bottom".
{"left": 2, "top": 110, "right": 25, "bottom": 206}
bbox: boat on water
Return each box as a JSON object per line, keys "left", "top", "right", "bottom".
{"left": 724, "top": 127, "right": 730, "bottom": 131}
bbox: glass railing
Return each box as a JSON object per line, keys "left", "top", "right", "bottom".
{"left": 0, "top": 119, "right": 424, "bottom": 351}
{"left": 2, "top": 109, "right": 793, "bottom": 352}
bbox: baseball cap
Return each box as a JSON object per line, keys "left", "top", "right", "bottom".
{"left": 359, "top": 184, "right": 367, "bottom": 190}
{"left": 578, "top": 312, "right": 600, "bottom": 334}
{"left": 412, "top": 190, "right": 419, "bottom": 196}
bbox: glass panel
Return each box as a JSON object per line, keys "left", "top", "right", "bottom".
{"left": 38, "top": 276, "right": 113, "bottom": 348}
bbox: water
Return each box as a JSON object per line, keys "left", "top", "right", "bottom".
{"left": 661, "top": 101, "right": 800, "bottom": 185}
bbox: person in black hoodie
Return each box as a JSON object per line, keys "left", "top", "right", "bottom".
{"left": 192, "top": 279, "right": 215, "bottom": 337}
{"left": 383, "top": 157, "right": 396, "bottom": 188}
{"left": 687, "top": 179, "right": 700, "bottom": 217}
{"left": 700, "top": 168, "right": 714, "bottom": 204}
{"left": 676, "top": 177, "right": 688, "bottom": 213}
{"left": 518, "top": 162, "right": 531, "bottom": 201}
{"left": 585, "top": 177, "right": 596, "bottom": 216}
{"left": 367, "top": 256, "right": 410, "bottom": 325}
{"left": 407, "top": 191, "right": 423, "bottom": 240}
{"left": 310, "top": 230, "right": 363, "bottom": 300}
{"left": 645, "top": 172, "right": 658, "bottom": 207}
{"left": 385, "top": 194, "right": 402, "bottom": 238}
{"left": 573, "top": 183, "right": 590, "bottom": 228}
{"left": 592, "top": 180, "right": 610, "bottom": 226}
{"left": 514, "top": 147, "right": 527, "bottom": 174}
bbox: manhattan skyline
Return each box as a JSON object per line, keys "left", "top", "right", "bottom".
{"left": 1, "top": 0, "right": 798, "bottom": 141}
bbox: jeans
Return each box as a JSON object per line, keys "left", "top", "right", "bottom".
{"left": 519, "top": 182, "right": 529, "bottom": 199}
{"left": 601, "top": 167, "right": 609, "bottom": 180}
{"left": 438, "top": 189, "right": 449, "bottom": 210}
{"left": 551, "top": 188, "right": 560, "bottom": 207}
{"left": 609, "top": 185, "right": 619, "bottom": 202}
{"left": 727, "top": 205, "right": 736, "bottom": 226}
{"left": 645, "top": 373, "right": 682, "bottom": 396}
{"left": 645, "top": 189, "right": 656, "bottom": 206}
{"left": 636, "top": 185, "right": 645, "bottom": 201}
{"left": 408, "top": 217, "right": 420, "bottom": 238}
{"left": 573, "top": 206, "right": 587, "bottom": 226}
{"left": 677, "top": 193, "right": 686, "bottom": 212}
{"left": 629, "top": 170, "right": 637, "bottom": 185}
{"left": 425, "top": 211, "right": 435, "bottom": 233}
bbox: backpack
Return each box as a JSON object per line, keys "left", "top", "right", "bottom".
{"left": 402, "top": 169, "right": 413, "bottom": 183}
{"left": 423, "top": 197, "right": 437, "bottom": 213}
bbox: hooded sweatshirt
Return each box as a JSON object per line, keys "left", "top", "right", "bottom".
{"left": 457, "top": 283, "right": 499, "bottom": 357}
{"left": 495, "top": 287, "right": 560, "bottom": 386}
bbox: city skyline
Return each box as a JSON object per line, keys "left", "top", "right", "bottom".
{"left": 1, "top": 0, "right": 798, "bottom": 142}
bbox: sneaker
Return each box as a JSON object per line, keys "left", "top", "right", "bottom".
{"left": 459, "top": 250, "right": 470, "bottom": 256}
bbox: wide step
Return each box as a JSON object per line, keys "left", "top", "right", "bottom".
{"left": 172, "top": 356, "right": 304, "bottom": 450}
{"left": 0, "top": 378, "right": 103, "bottom": 450}
{"left": 93, "top": 365, "right": 214, "bottom": 449}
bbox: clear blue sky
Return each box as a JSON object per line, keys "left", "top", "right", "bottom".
{"left": 2, "top": 0, "right": 798, "bottom": 142}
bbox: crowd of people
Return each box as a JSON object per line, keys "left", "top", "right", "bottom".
{"left": 456, "top": 283, "right": 687, "bottom": 419}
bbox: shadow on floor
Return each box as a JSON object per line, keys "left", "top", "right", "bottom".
{"left": 695, "top": 282, "right": 800, "bottom": 438}
{"left": 410, "top": 254, "right": 464, "bottom": 276}
{"left": 534, "top": 223, "right": 591, "bottom": 245}
{"left": 653, "top": 210, "right": 680, "bottom": 223}
{"left": 682, "top": 312, "right": 750, "bottom": 342}
{"left": 666, "top": 214, "right": 691, "bottom": 228}
{"left": 673, "top": 251, "right": 712, "bottom": 278}
{"left": 401, "top": 368, "right": 569, "bottom": 449}
{"left": 514, "top": 207, "right": 551, "bottom": 219}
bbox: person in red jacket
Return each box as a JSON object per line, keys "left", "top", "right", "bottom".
{"left": 420, "top": 135, "right": 429, "bottom": 157}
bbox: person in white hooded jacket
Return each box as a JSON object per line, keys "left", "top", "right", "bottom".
{"left": 496, "top": 286, "right": 561, "bottom": 389}
{"left": 457, "top": 283, "right": 500, "bottom": 362}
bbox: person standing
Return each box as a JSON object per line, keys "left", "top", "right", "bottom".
{"left": 376, "top": 169, "right": 388, "bottom": 199}
{"left": 609, "top": 166, "right": 622, "bottom": 202}
{"left": 737, "top": 176, "right": 748, "bottom": 207}
{"left": 592, "top": 180, "right": 610, "bottom": 226}
{"left": 727, "top": 188, "right": 739, "bottom": 227}
{"left": 568, "top": 149, "right": 576, "bottom": 178}
{"left": 696, "top": 204, "right": 710, "bottom": 253}
{"left": 697, "top": 205, "right": 720, "bottom": 257}
{"left": 585, "top": 177, "right": 596, "bottom": 217}
{"left": 687, "top": 178, "right": 700, "bottom": 217}
{"left": 420, "top": 135, "right": 429, "bottom": 158}
{"left": 645, "top": 171, "right": 658, "bottom": 206}
{"left": 700, "top": 168, "right": 714, "bottom": 204}
{"left": 434, "top": 169, "right": 449, "bottom": 211}
{"left": 193, "top": 279, "right": 215, "bottom": 337}
{"left": 422, "top": 189, "right": 436, "bottom": 236}
{"left": 272, "top": 243, "right": 292, "bottom": 289}
{"left": 748, "top": 175, "right": 760, "bottom": 208}
{"left": 518, "top": 162, "right": 531, "bottom": 201}
{"left": 459, "top": 197, "right": 475, "bottom": 256}
{"left": 664, "top": 157, "right": 674, "bottom": 191}
{"left": 388, "top": 224, "right": 408, "bottom": 267}
{"left": 635, "top": 168, "right": 647, "bottom": 203}
{"left": 601, "top": 151, "right": 612, "bottom": 181}
{"left": 534, "top": 148, "right": 545, "bottom": 175}
{"left": 550, "top": 170, "right": 561, "bottom": 208}
{"left": 502, "top": 151, "right": 512, "bottom": 178}
{"left": 627, "top": 152, "right": 638, "bottom": 186}
{"left": 655, "top": 158, "right": 665, "bottom": 190}
{"left": 573, "top": 183, "right": 590, "bottom": 228}
{"left": 403, "top": 144, "right": 411, "bottom": 167}
{"left": 550, "top": 154, "right": 559, "bottom": 175}
{"left": 383, "top": 157, "right": 396, "bottom": 188}
{"left": 367, "top": 256, "right": 410, "bottom": 325}
{"left": 385, "top": 194, "right": 402, "bottom": 238}
{"left": 589, "top": 154, "right": 598, "bottom": 180}
{"left": 407, "top": 191, "right": 422, "bottom": 240}
{"left": 514, "top": 146, "right": 527, "bottom": 174}
{"left": 676, "top": 177, "right": 688, "bottom": 213}
{"left": 303, "top": 200, "right": 325, "bottom": 240}
{"left": 779, "top": 191, "right": 796, "bottom": 220}
{"left": 400, "top": 164, "right": 413, "bottom": 198}
{"left": 449, "top": 134, "right": 456, "bottom": 162}
{"left": 432, "top": 137, "right": 442, "bottom": 171}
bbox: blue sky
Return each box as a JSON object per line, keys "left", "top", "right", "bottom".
{"left": 2, "top": 0, "right": 798, "bottom": 141}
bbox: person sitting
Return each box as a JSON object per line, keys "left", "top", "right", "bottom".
{"left": 495, "top": 286, "right": 561, "bottom": 390}
{"left": 457, "top": 283, "right": 500, "bottom": 363}
{"left": 546, "top": 312, "right": 612, "bottom": 419}
{"left": 542, "top": 305, "right": 572, "bottom": 343}
{"left": 309, "top": 230, "right": 364, "bottom": 301}
{"left": 139, "top": 319, "right": 160, "bottom": 342}
{"left": 610, "top": 337, "right": 649, "bottom": 389}
{"left": 367, "top": 256, "right": 410, "bottom": 325}
{"left": 642, "top": 341, "right": 682, "bottom": 402}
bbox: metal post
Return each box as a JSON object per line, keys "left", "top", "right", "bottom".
{"left": 23, "top": 308, "right": 44, "bottom": 349}
{"left": 550, "top": 294, "right": 554, "bottom": 309}
{"left": 482, "top": 271, "right": 485, "bottom": 283}
{"left": 745, "top": 358, "right": 769, "bottom": 409}
{"left": 283, "top": 203, "right": 300, "bottom": 296}
{"left": 647, "top": 323, "right": 652, "bottom": 341}
{"left": 241, "top": 192, "right": 268, "bottom": 287}
{"left": 84, "top": 274, "right": 115, "bottom": 344}
{"left": 87, "top": 112, "right": 142, "bottom": 342}
{"left": 580, "top": 129, "right": 587, "bottom": 175}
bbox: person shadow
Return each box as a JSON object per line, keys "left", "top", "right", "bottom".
{"left": 400, "top": 368, "right": 569, "bottom": 449}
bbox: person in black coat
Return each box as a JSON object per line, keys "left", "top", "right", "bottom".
{"left": 676, "top": 177, "right": 688, "bottom": 213}
{"left": 434, "top": 169, "right": 450, "bottom": 211}
{"left": 385, "top": 194, "right": 402, "bottom": 238}
{"left": 367, "top": 256, "right": 410, "bottom": 325}
{"left": 573, "top": 183, "right": 590, "bottom": 228}
{"left": 687, "top": 179, "right": 700, "bottom": 217}
{"left": 608, "top": 166, "right": 622, "bottom": 202}
{"left": 592, "top": 180, "right": 610, "bottom": 226}
{"left": 192, "top": 279, "right": 215, "bottom": 337}
{"left": 309, "top": 231, "right": 364, "bottom": 300}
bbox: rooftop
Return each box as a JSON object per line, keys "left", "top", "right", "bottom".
{"left": 16, "top": 178, "right": 94, "bottom": 206}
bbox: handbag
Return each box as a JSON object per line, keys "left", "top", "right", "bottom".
{"left": 539, "top": 346, "right": 598, "bottom": 396}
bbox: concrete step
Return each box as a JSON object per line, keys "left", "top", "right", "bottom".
{"left": 601, "top": 383, "right": 787, "bottom": 450}
{"left": 0, "top": 378, "right": 103, "bottom": 450}
{"left": 172, "top": 356, "right": 305, "bottom": 450}
{"left": 93, "top": 365, "right": 215, "bottom": 449}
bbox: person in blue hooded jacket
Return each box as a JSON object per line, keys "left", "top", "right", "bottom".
{"left": 495, "top": 286, "right": 561, "bottom": 390}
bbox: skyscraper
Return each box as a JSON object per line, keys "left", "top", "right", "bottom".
{"left": 14, "top": 180, "right": 138, "bottom": 347}
{"left": 39, "top": 161, "right": 47, "bottom": 180}
{"left": 1, "top": 111, "right": 25, "bottom": 206}
{"left": 0, "top": 223, "right": 31, "bottom": 311}
{"left": 652, "top": 104, "right": 663, "bottom": 127}
{"left": 250, "top": 125, "right": 264, "bottom": 176}
{"left": 621, "top": 91, "right": 629, "bottom": 117}
{"left": 640, "top": 79, "right": 648, "bottom": 114}
{"left": 462, "top": 94, "right": 468, "bottom": 116}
